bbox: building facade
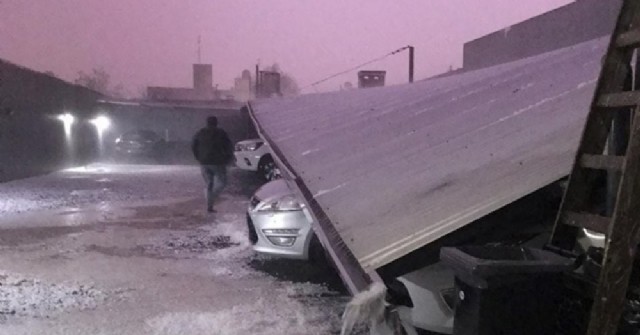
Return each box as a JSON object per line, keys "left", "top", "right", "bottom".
{"left": 463, "top": 0, "right": 622, "bottom": 71}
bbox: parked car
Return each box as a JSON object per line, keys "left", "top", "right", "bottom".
{"left": 113, "top": 129, "right": 165, "bottom": 161}
{"left": 391, "top": 233, "right": 555, "bottom": 334}
{"left": 234, "top": 139, "right": 280, "bottom": 181}
{"left": 247, "top": 178, "right": 454, "bottom": 333}
{"left": 246, "top": 178, "right": 324, "bottom": 261}
{"left": 246, "top": 179, "right": 603, "bottom": 334}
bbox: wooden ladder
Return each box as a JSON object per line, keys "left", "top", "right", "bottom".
{"left": 548, "top": 1, "right": 640, "bottom": 334}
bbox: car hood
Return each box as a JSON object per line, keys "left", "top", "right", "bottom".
{"left": 253, "top": 179, "right": 293, "bottom": 203}
{"left": 237, "top": 139, "right": 264, "bottom": 146}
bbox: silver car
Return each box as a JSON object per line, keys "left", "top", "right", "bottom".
{"left": 247, "top": 179, "right": 456, "bottom": 333}
{"left": 246, "top": 179, "right": 318, "bottom": 260}
{"left": 245, "top": 179, "right": 604, "bottom": 334}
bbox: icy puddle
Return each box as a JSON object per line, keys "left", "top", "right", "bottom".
{"left": 86, "top": 234, "right": 241, "bottom": 260}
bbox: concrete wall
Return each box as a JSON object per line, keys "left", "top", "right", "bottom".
{"left": 463, "top": 0, "right": 622, "bottom": 71}
{"left": 0, "top": 59, "right": 103, "bottom": 182}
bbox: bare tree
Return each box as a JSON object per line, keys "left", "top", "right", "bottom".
{"left": 137, "top": 85, "right": 149, "bottom": 100}
{"left": 74, "top": 67, "right": 125, "bottom": 98}
{"left": 263, "top": 63, "right": 300, "bottom": 96}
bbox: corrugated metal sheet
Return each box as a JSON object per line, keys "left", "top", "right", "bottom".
{"left": 250, "top": 38, "right": 607, "bottom": 276}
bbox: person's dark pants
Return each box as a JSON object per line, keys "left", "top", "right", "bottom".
{"left": 200, "top": 165, "right": 227, "bottom": 210}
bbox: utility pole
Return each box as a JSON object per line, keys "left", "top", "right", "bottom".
{"left": 255, "top": 64, "right": 260, "bottom": 98}
{"left": 392, "top": 45, "right": 415, "bottom": 83}
{"left": 408, "top": 45, "right": 414, "bottom": 83}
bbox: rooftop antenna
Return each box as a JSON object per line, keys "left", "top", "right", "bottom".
{"left": 197, "top": 35, "right": 202, "bottom": 63}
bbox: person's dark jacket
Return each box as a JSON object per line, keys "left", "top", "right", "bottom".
{"left": 191, "top": 127, "right": 233, "bottom": 165}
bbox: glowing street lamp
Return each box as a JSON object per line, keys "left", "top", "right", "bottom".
{"left": 90, "top": 115, "right": 111, "bottom": 158}
{"left": 56, "top": 113, "right": 75, "bottom": 136}
{"left": 89, "top": 115, "right": 111, "bottom": 135}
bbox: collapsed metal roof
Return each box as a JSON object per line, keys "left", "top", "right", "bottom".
{"left": 249, "top": 38, "right": 606, "bottom": 292}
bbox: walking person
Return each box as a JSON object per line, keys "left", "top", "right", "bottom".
{"left": 191, "top": 116, "right": 233, "bottom": 213}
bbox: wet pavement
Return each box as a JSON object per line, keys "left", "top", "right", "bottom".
{"left": 0, "top": 164, "right": 348, "bottom": 335}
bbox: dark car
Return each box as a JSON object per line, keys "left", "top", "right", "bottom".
{"left": 113, "top": 130, "right": 165, "bottom": 161}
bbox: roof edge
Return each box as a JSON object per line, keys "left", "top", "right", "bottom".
{"left": 245, "top": 102, "right": 376, "bottom": 294}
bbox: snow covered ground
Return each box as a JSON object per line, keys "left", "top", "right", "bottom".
{"left": 0, "top": 164, "right": 201, "bottom": 215}
{"left": 0, "top": 272, "right": 109, "bottom": 320}
{"left": 0, "top": 163, "right": 352, "bottom": 335}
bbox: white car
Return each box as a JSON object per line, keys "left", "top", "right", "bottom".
{"left": 247, "top": 178, "right": 456, "bottom": 334}
{"left": 246, "top": 179, "right": 602, "bottom": 334}
{"left": 395, "top": 263, "right": 456, "bottom": 334}
{"left": 246, "top": 179, "right": 324, "bottom": 261}
{"left": 234, "top": 139, "right": 280, "bottom": 181}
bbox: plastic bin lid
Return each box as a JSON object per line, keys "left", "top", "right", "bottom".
{"left": 440, "top": 246, "right": 574, "bottom": 280}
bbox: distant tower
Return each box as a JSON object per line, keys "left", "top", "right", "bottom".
{"left": 193, "top": 64, "right": 213, "bottom": 90}
{"left": 257, "top": 71, "right": 281, "bottom": 98}
{"left": 242, "top": 69, "right": 252, "bottom": 81}
{"left": 233, "top": 69, "right": 253, "bottom": 101}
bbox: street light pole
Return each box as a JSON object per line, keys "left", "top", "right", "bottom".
{"left": 409, "top": 45, "right": 414, "bottom": 83}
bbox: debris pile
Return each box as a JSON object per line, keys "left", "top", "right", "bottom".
{"left": 0, "top": 273, "right": 106, "bottom": 321}
{"left": 165, "top": 234, "right": 239, "bottom": 252}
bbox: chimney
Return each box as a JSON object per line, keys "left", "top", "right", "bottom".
{"left": 193, "top": 64, "right": 213, "bottom": 90}
{"left": 357, "top": 70, "right": 386, "bottom": 88}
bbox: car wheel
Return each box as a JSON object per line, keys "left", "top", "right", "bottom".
{"left": 258, "top": 155, "right": 281, "bottom": 181}
{"left": 308, "top": 234, "right": 329, "bottom": 265}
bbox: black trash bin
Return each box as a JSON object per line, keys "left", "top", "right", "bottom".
{"left": 440, "top": 246, "right": 573, "bottom": 335}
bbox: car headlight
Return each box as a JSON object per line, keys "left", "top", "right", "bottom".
{"left": 266, "top": 236, "right": 296, "bottom": 247}
{"left": 257, "top": 194, "right": 304, "bottom": 212}
{"left": 262, "top": 229, "right": 300, "bottom": 235}
{"left": 262, "top": 229, "right": 299, "bottom": 246}
{"left": 235, "top": 141, "right": 264, "bottom": 152}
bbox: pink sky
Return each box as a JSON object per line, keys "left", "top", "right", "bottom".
{"left": 0, "top": 0, "right": 572, "bottom": 95}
